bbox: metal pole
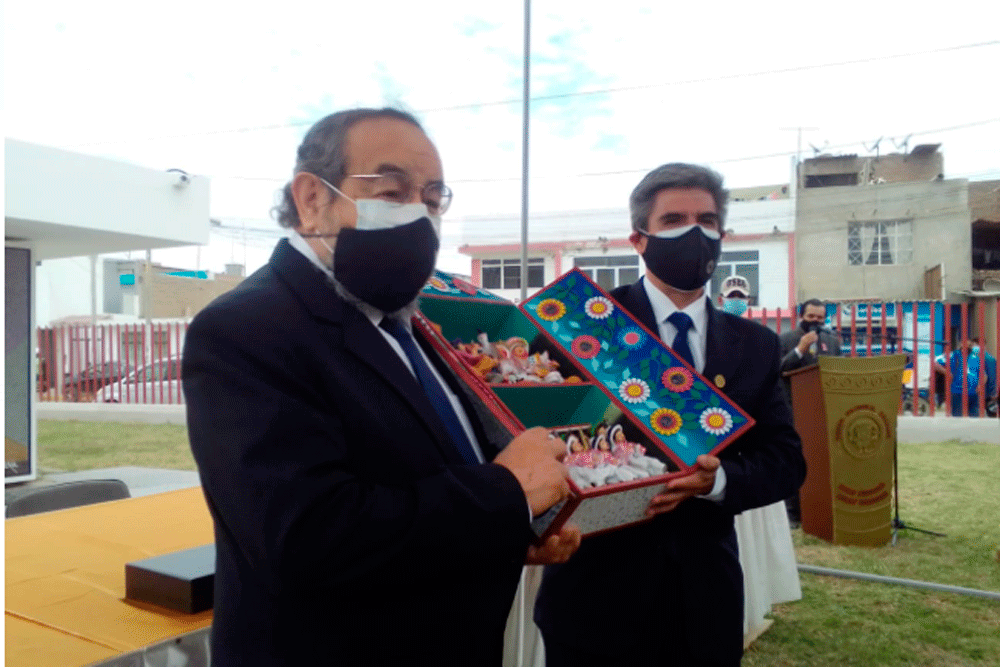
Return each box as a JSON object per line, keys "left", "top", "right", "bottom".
{"left": 90, "top": 255, "right": 99, "bottom": 376}
{"left": 798, "top": 564, "right": 1000, "bottom": 601}
{"left": 519, "top": 0, "right": 531, "bottom": 305}
{"left": 515, "top": 8, "right": 531, "bottom": 663}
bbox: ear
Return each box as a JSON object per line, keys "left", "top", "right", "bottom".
{"left": 629, "top": 231, "right": 646, "bottom": 255}
{"left": 291, "top": 172, "right": 331, "bottom": 234}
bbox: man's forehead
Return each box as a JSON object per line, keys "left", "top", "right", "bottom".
{"left": 651, "top": 187, "right": 718, "bottom": 214}
{"left": 804, "top": 305, "right": 826, "bottom": 316}
{"left": 344, "top": 117, "right": 442, "bottom": 177}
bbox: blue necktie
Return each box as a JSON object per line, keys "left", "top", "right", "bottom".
{"left": 380, "top": 318, "right": 481, "bottom": 465}
{"left": 667, "top": 312, "right": 695, "bottom": 367}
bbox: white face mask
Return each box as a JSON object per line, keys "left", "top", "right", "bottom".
{"left": 319, "top": 177, "right": 441, "bottom": 236}
{"left": 647, "top": 223, "right": 722, "bottom": 241}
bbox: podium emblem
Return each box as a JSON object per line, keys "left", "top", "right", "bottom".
{"left": 835, "top": 405, "right": 890, "bottom": 461}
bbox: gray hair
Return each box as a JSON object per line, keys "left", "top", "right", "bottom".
{"left": 272, "top": 107, "right": 424, "bottom": 229}
{"left": 628, "top": 163, "right": 728, "bottom": 233}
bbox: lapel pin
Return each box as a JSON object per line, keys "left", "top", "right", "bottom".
{"left": 714, "top": 374, "right": 726, "bottom": 389}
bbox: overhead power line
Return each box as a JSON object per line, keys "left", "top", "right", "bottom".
{"left": 421, "top": 40, "right": 1000, "bottom": 112}
{"left": 206, "top": 118, "right": 1000, "bottom": 185}
{"left": 61, "top": 40, "right": 999, "bottom": 148}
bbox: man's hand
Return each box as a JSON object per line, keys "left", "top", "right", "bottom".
{"left": 645, "top": 454, "right": 720, "bottom": 517}
{"left": 494, "top": 427, "right": 569, "bottom": 517}
{"left": 525, "top": 524, "right": 582, "bottom": 565}
{"left": 796, "top": 331, "right": 818, "bottom": 355}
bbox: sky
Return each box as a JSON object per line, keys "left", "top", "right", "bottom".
{"left": 5, "top": 0, "right": 999, "bottom": 276}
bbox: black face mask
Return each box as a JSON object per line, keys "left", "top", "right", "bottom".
{"left": 800, "top": 321, "right": 823, "bottom": 334}
{"left": 333, "top": 217, "right": 439, "bottom": 313}
{"left": 639, "top": 225, "right": 721, "bottom": 291}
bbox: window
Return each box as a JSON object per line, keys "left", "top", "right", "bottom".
{"left": 848, "top": 221, "right": 913, "bottom": 266}
{"left": 709, "top": 251, "right": 760, "bottom": 305}
{"left": 574, "top": 255, "right": 640, "bottom": 292}
{"left": 152, "top": 329, "right": 172, "bottom": 360}
{"left": 805, "top": 173, "right": 859, "bottom": 187}
{"left": 482, "top": 258, "right": 544, "bottom": 290}
{"left": 149, "top": 358, "right": 182, "bottom": 382}
{"left": 121, "top": 329, "right": 145, "bottom": 366}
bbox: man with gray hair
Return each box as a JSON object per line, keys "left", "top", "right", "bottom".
{"left": 534, "top": 163, "right": 805, "bottom": 667}
{"left": 184, "top": 107, "right": 579, "bottom": 666}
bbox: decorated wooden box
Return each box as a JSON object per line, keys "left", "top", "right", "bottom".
{"left": 417, "top": 269, "right": 754, "bottom": 540}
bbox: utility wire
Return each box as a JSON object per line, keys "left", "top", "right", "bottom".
{"left": 61, "top": 41, "right": 999, "bottom": 148}
{"left": 201, "top": 118, "right": 1000, "bottom": 186}
{"left": 420, "top": 40, "right": 1000, "bottom": 112}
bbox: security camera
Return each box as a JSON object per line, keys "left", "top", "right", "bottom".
{"left": 167, "top": 168, "right": 191, "bottom": 188}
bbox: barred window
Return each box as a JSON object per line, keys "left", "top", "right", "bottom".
{"left": 848, "top": 221, "right": 913, "bottom": 266}
{"left": 482, "top": 258, "right": 544, "bottom": 289}
{"left": 574, "top": 255, "right": 640, "bottom": 291}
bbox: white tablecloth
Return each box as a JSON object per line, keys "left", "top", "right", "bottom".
{"left": 503, "top": 501, "right": 802, "bottom": 667}
{"left": 735, "top": 500, "right": 803, "bottom": 639}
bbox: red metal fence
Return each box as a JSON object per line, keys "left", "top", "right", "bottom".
{"left": 35, "top": 301, "right": 999, "bottom": 417}
{"left": 37, "top": 321, "right": 188, "bottom": 404}
{"left": 748, "top": 300, "right": 999, "bottom": 418}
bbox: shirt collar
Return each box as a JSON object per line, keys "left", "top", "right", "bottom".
{"left": 287, "top": 228, "right": 333, "bottom": 279}
{"left": 642, "top": 276, "right": 709, "bottom": 332}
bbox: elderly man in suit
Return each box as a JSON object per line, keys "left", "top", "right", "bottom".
{"left": 183, "top": 107, "right": 579, "bottom": 667}
{"left": 534, "top": 163, "right": 806, "bottom": 667}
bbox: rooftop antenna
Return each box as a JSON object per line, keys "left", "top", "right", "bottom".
{"left": 892, "top": 134, "right": 913, "bottom": 153}
{"left": 863, "top": 136, "right": 883, "bottom": 159}
{"left": 808, "top": 140, "right": 829, "bottom": 156}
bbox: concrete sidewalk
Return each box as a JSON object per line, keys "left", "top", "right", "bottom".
{"left": 897, "top": 415, "right": 997, "bottom": 445}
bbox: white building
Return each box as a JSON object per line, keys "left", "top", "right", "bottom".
{"left": 5, "top": 139, "right": 210, "bottom": 482}
{"left": 455, "top": 188, "right": 795, "bottom": 317}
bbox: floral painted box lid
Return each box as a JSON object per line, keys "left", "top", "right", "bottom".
{"left": 520, "top": 269, "right": 754, "bottom": 468}
{"left": 416, "top": 269, "right": 756, "bottom": 540}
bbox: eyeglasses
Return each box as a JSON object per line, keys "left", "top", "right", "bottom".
{"left": 344, "top": 171, "right": 453, "bottom": 215}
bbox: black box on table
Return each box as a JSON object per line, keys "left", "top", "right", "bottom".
{"left": 125, "top": 544, "right": 215, "bottom": 613}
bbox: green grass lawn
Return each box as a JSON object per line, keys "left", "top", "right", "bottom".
{"left": 37, "top": 419, "right": 196, "bottom": 472}
{"left": 744, "top": 439, "right": 1000, "bottom": 667}
{"left": 35, "top": 422, "right": 1000, "bottom": 665}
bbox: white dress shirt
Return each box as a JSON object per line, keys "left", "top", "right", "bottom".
{"left": 641, "top": 276, "right": 727, "bottom": 500}
{"left": 286, "top": 231, "right": 485, "bottom": 463}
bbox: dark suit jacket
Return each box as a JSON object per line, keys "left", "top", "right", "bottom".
{"left": 779, "top": 326, "right": 842, "bottom": 403}
{"left": 534, "top": 279, "right": 806, "bottom": 667}
{"left": 183, "top": 239, "right": 531, "bottom": 666}
{"left": 779, "top": 326, "right": 843, "bottom": 374}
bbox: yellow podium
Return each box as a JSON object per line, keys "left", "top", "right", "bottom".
{"left": 786, "top": 355, "right": 906, "bottom": 547}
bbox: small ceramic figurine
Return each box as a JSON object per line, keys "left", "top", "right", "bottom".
{"left": 609, "top": 424, "right": 666, "bottom": 476}
{"left": 564, "top": 433, "right": 605, "bottom": 488}
{"left": 586, "top": 432, "right": 623, "bottom": 484}
{"left": 448, "top": 331, "right": 580, "bottom": 385}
